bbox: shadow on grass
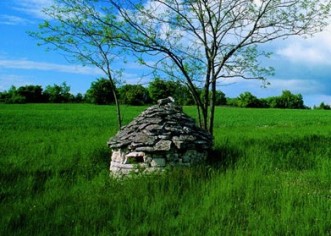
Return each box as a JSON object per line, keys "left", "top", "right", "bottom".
{"left": 207, "top": 144, "right": 242, "bottom": 170}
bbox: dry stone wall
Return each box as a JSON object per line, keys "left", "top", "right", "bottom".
{"left": 108, "top": 98, "right": 212, "bottom": 176}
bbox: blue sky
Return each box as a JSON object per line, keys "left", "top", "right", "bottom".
{"left": 0, "top": 0, "right": 331, "bottom": 107}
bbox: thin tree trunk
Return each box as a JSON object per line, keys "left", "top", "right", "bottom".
{"left": 202, "top": 106, "right": 208, "bottom": 131}
{"left": 202, "top": 81, "right": 210, "bottom": 131}
{"left": 208, "top": 80, "right": 217, "bottom": 136}
{"left": 108, "top": 76, "right": 122, "bottom": 130}
{"left": 112, "top": 90, "right": 122, "bottom": 129}
{"left": 196, "top": 103, "right": 203, "bottom": 128}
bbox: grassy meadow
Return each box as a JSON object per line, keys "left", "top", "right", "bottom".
{"left": 1, "top": 104, "right": 330, "bottom": 235}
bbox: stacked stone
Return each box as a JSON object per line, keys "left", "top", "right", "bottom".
{"left": 107, "top": 97, "right": 213, "bottom": 175}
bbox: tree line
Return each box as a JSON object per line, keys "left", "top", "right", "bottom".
{"left": 1, "top": 78, "right": 330, "bottom": 110}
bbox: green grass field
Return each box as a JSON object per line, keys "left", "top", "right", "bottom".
{"left": 1, "top": 104, "right": 330, "bottom": 235}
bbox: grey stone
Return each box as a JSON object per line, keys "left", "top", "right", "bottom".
{"left": 145, "top": 124, "right": 163, "bottom": 132}
{"left": 154, "top": 140, "right": 172, "bottom": 151}
{"left": 132, "top": 134, "right": 156, "bottom": 145}
{"left": 107, "top": 97, "right": 212, "bottom": 176}
{"left": 135, "top": 146, "right": 155, "bottom": 152}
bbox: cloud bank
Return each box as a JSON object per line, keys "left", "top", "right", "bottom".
{"left": 12, "top": 0, "right": 54, "bottom": 20}
{"left": 0, "top": 58, "right": 102, "bottom": 75}
{"left": 277, "top": 26, "right": 331, "bottom": 65}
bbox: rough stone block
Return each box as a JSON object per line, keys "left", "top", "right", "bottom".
{"left": 150, "top": 158, "right": 166, "bottom": 167}
{"left": 154, "top": 140, "right": 172, "bottom": 151}
{"left": 125, "top": 152, "right": 145, "bottom": 158}
{"left": 111, "top": 150, "right": 126, "bottom": 163}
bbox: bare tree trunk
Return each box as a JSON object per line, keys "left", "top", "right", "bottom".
{"left": 202, "top": 81, "right": 210, "bottom": 131}
{"left": 196, "top": 103, "right": 203, "bottom": 128}
{"left": 108, "top": 77, "right": 122, "bottom": 129}
{"left": 208, "top": 80, "right": 217, "bottom": 136}
{"left": 113, "top": 90, "right": 122, "bottom": 130}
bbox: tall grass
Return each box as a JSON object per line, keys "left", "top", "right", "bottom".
{"left": 1, "top": 104, "right": 330, "bottom": 235}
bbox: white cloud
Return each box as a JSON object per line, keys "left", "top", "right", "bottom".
{"left": 13, "top": 0, "right": 54, "bottom": 20}
{"left": 0, "top": 58, "right": 102, "bottom": 76}
{"left": 278, "top": 44, "right": 328, "bottom": 65}
{"left": 0, "top": 15, "right": 34, "bottom": 25}
{"left": 277, "top": 25, "right": 331, "bottom": 65}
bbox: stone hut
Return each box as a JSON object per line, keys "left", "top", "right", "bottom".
{"left": 107, "top": 97, "right": 212, "bottom": 175}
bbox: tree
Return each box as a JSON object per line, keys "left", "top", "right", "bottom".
{"left": 237, "top": 92, "right": 262, "bottom": 108}
{"left": 148, "top": 78, "right": 194, "bottom": 105}
{"left": 33, "top": 0, "right": 331, "bottom": 134}
{"left": 86, "top": 78, "right": 115, "bottom": 105}
{"left": 148, "top": 78, "right": 174, "bottom": 103}
{"left": 272, "top": 90, "right": 305, "bottom": 109}
{"left": 315, "top": 102, "right": 331, "bottom": 110}
{"left": 215, "top": 91, "right": 227, "bottom": 106}
{"left": 44, "top": 82, "right": 71, "bottom": 103}
{"left": 119, "top": 84, "right": 150, "bottom": 105}
{"left": 17, "top": 85, "right": 44, "bottom": 103}
{"left": 30, "top": 0, "right": 124, "bottom": 129}
{"left": 264, "top": 90, "right": 305, "bottom": 109}
{"left": 73, "top": 93, "right": 84, "bottom": 103}
{"left": 107, "top": 0, "right": 331, "bottom": 134}
{"left": 1, "top": 86, "right": 26, "bottom": 104}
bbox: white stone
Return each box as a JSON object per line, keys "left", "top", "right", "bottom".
{"left": 125, "top": 152, "right": 145, "bottom": 158}
{"left": 120, "top": 168, "right": 132, "bottom": 175}
{"left": 109, "top": 166, "right": 121, "bottom": 172}
{"left": 143, "top": 155, "right": 153, "bottom": 163}
{"left": 111, "top": 161, "right": 134, "bottom": 169}
{"left": 111, "top": 150, "right": 122, "bottom": 163}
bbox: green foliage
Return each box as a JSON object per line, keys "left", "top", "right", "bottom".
{"left": 270, "top": 90, "right": 305, "bottom": 109}
{"left": 119, "top": 84, "right": 150, "bottom": 105}
{"left": 0, "top": 84, "right": 84, "bottom": 104}
{"left": 200, "top": 90, "right": 227, "bottom": 106}
{"left": 0, "top": 82, "right": 315, "bottom": 110}
{"left": 214, "top": 90, "right": 227, "bottom": 106}
{"left": 314, "top": 102, "right": 331, "bottom": 110}
{"left": 1, "top": 104, "right": 330, "bottom": 235}
{"left": 148, "top": 78, "right": 194, "bottom": 105}
{"left": 73, "top": 93, "right": 84, "bottom": 103}
{"left": 85, "top": 78, "right": 115, "bottom": 105}
{"left": 228, "top": 90, "right": 306, "bottom": 109}
{"left": 17, "top": 85, "right": 44, "bottom": 103}
{"left": 44, "top": 82, "right": 71, "bottom": 103}
{"left": 0, "top": 86, "right": 26, "bottom": 104}
{"left": 237, "top": 92, "right": 263, "bottom": 108}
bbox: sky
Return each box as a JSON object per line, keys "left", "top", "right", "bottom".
{"left": 0, "top": 0, "right": 331, "bottom": 107}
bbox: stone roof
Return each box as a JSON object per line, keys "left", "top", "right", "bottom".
{"left": 107, "top": 98, "right": 212, "bottom": 153}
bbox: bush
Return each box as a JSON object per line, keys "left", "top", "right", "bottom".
{"left": 119, "top": 84, "right": 150, "bottom": 105}
{"left": 44, "top": 82, "right": 71, "bottom": 103}
{"left": 148, "top": 78, "right": 195, "bottom": 105}
{"left": 314, "top": 102, "right": 331, "bottom": 110}
{"left": 85, "top": 79, "right": 115, "bottom": 105}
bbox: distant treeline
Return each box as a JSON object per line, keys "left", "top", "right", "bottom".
{"left": 1, "top": 78, "right": 330, "bottom": 110}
